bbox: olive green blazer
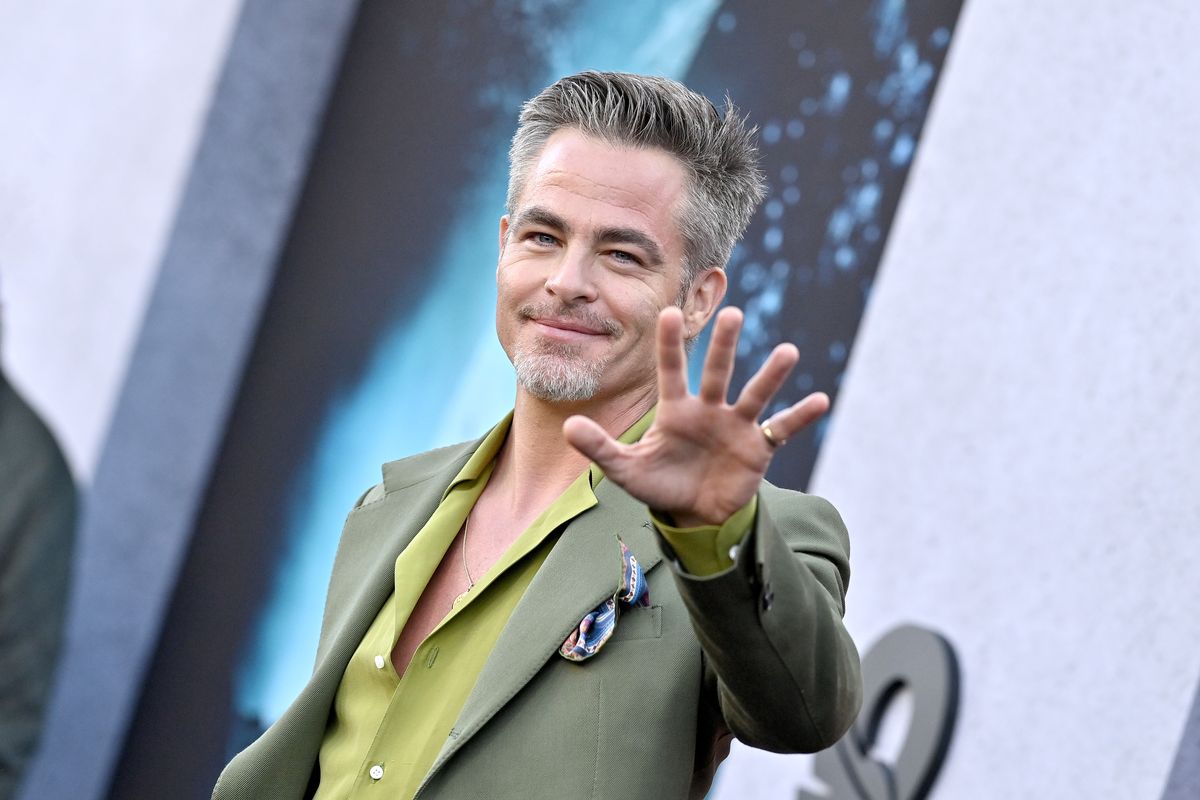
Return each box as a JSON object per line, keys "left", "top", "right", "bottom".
{"left": 213, "top": 437, "right": 861, "bottom": 800}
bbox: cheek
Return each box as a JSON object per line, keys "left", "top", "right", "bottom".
{"left": 497, "top": 257, "right": 549, "bottom": 299}
{"left": 615, "top": 283, "right": 670, "bottom": 328}
{"left": 495, "top": 270, "right": 522, "bottom": 334}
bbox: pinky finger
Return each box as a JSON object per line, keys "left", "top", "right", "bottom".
{"left": 762, "top": 392, "right": 830, "bottom": 442}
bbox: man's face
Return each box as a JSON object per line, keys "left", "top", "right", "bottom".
{"left": 496, "top": 129, "right": 697, "bottom": 404}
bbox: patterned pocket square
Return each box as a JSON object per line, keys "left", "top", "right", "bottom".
{"left": 559, "top": 540, "right": 651, "bottom": 662}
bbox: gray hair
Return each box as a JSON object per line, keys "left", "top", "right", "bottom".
{"left": 506, "top": 71, "right": 766, "bottom": 283}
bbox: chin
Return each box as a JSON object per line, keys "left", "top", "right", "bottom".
{"left": 513, "top": 350, "right": 605, "bottom": 403}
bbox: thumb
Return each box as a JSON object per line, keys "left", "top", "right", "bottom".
{"left": 563, "top": 415, "right": 626, "bottom": 473}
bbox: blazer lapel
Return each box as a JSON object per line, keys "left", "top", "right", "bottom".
{"left": 419, "top": 477, "right": 662, "bottom": 791}
{"left": 239, "top": 443, "right": 481, "bottom": 799}
{"left": 311, "top": 442, "right": 478, "bottom": 698}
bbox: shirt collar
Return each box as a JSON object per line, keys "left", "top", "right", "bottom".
{"left": 441, "top": 410, "right": 513, "bottom": 501}
{"left": 442, "top": 406, "right": 658, "bottom": 500}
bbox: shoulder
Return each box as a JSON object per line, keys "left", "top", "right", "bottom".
{"left": 0, "top": 373, "right": 78, "bottom": 567}
{"left": 0, "top": 375, "right": 77, "bottom": 514}
{"left": 352, "top": 438, "right": 481, "bottom": 509}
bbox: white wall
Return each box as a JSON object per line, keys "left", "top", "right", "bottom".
{"left": 717, "top": 1, "right": 1200, "bottom": 797}
{"left": 0, "top": 0, "right": 243, "bottom": 481}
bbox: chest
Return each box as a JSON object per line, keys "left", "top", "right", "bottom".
{"left": 390, "top": 505, "right": 537, "bottom": 675}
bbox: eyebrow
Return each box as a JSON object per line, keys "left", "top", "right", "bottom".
{"left": 594, "top": 225, "right": 664, "bottom": 267}
{"left": 512, "top": 205, "right": 665, "bottom": 268}
{"left": 511, "top": 206, "right": 571, "bottom": 236}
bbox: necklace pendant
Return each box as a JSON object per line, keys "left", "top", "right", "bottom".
{"left": 453, "top": 589, "right": 470, "bottom": 608}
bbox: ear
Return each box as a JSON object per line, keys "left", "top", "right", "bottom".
{"left": 681, "top": 267, "right": 728, "bottom": 339}
{"left": 498, "top": 215, "right": 510, "bottom": 256}
{"left": 496, "top": 215, "right": 511, "bottom": 278}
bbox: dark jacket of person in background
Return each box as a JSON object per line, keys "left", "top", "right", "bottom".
{"left": 0, "top": 370, "right": 77, "bottom": 800}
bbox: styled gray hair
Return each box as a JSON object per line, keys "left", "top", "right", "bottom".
{"left": 506, "top": 71, "right": 766, "bottom": 283}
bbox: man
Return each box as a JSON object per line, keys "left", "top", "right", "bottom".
{"left": 215, "top": 71, "right": 861, "bottom": 800}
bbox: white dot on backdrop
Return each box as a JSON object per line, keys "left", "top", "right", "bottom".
{"left": 835, "top": 246, "right": 856, "bottom": 269}
{"left": 764, "top": 227, "right": 783, "bottom": 252}
{"left": 740, "top": 262, "right": 765, "bottom": 292}
{"left": 890, "top": 132, "right": 915, "bottom": 165}
{"left": 758, "top": 286, "right": 782, "bottom": 314}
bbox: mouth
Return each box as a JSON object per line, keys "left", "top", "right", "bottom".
{"left": 530, "top": 317, "right": 610, "bottom": 342}
{"left": 515, "top": 302, "right": 621, "bottom": 345}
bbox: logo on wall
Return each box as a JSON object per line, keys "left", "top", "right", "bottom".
{"left": 801, "top": 625, "right": 959, "bottom": 800}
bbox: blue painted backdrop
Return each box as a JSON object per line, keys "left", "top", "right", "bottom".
{"left": 227, "top": 1, "right": 963, "bottom": 791}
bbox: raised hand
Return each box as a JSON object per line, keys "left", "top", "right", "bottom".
{"left": 563, "top": 305, "right": 829, "bottom": 528}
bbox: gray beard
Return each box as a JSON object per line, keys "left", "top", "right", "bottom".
{"left": 512, "top": 343, "right": 607, "bottom": 402}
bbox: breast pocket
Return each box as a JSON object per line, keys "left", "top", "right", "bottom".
{"left": 609, "top": 605, "right": 662, "bottom": 642}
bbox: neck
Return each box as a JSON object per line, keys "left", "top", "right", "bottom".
{"left": 490, "top": 383, "right": 657, "bottom": 513}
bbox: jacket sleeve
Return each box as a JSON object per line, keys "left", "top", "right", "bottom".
{"left": 654, "top": 481, "right": 862, "bottom": 753}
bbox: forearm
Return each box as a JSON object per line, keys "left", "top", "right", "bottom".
{"left": 657, "top": 486, "right": 862, "bottom": 752}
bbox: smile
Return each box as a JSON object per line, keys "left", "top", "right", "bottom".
{"left": 530, "top": 318, "right": 610, "bottom": 342}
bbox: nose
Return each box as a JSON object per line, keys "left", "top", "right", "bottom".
{"left": 544, "top": 246, "right": 598, "bottom": 303}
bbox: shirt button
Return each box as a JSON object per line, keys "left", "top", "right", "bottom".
{"left": 728, "top": 544, "right": 740, "bottom": 561}
{"left": 374, "top": 654, "right": 386, "bottom": 669}
{"left": 369, "top": 764, "right": 384, "bottom": 780}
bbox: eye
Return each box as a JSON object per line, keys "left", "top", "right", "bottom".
{"left": 608, "top": 249, "right": 642, "bottom": 267}
{"left": 528, "top": 231, "right": 559, "bottom": 247}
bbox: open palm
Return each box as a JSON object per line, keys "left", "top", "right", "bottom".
{"left": 563, "top": 306, "right": 829, "bottom": 528}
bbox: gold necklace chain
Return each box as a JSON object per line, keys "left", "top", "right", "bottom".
{"left": 461, "top": 511, "right": 475, "bottom": 590}
{"left": 453, "top": 513, "right": 475, "bottom": 609}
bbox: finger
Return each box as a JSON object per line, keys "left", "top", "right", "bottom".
{"left": 762, "top": 392, "right": 830, "bottom": 442}
{"left": 656, "top": 307, "right": 688, "bottom": 401}
{"left": 563, "top": 415, "right": 629, "bottom": 474}
{"left": 733, "top": 343, "right": 800, "bottom": 421}
{"left": 698, "top": 307, "right": 742, "bottom": 404}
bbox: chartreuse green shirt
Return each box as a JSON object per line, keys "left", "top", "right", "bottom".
{"left": 313, "top": 407, "right": 753, "bottom": 799}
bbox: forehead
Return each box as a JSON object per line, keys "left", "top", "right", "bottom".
{"left": 515, "top": 129, "right": 690, "bottom": 247}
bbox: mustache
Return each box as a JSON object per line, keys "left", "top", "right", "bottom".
{"left": 517, "top": 302, "right": 623, "bottom": 338}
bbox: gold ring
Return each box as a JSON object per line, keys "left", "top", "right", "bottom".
{"left": 760, "top": 423, "right": 785, "bottom": 448}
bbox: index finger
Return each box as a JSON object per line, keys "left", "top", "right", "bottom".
{"left": 656, "top": 306, "right": 688, "bottom": 401}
